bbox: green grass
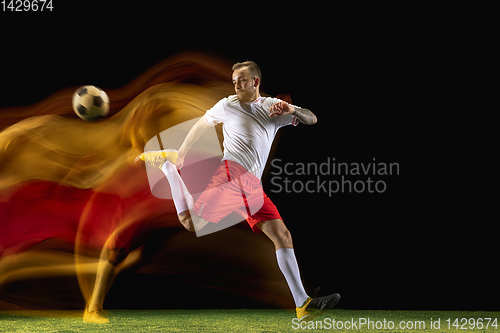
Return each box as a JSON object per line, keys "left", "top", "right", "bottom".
{"left": 1, "top": 309, "right": 500, "bottom": 332}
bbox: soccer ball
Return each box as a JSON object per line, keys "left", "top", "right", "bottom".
{"left": 72, "top": 85, "right": 110, "bottom": 121}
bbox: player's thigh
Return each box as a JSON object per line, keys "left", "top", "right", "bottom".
{"left": 193, "top": 183, "right": 242, "bottom": 220}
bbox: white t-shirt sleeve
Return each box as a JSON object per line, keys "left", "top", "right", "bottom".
{"left": 268, "top": 97, "right": 300, "bottom": 128}
{"left": 204, "top": 98, "right": 227, "bottom": 127}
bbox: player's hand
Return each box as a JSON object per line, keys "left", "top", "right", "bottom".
{"left": 269, "top": 101, "right": 295, "bottom": 117}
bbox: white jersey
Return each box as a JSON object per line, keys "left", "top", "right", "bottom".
{"left": 204, "top": 95, "right": 299, "bottom": 179}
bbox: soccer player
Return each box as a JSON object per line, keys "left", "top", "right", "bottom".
{"left": 139, "top": 61, "right": 340, "bottom": 321}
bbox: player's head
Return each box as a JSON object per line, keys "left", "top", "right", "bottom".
{"left": 232, "top": 61, "right": 261, "bottom": 102}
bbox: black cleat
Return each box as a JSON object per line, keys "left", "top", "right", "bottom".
{"left": 296, "top": 293, "right": 341, "bottom": 321}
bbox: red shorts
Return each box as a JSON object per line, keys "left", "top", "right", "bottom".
{"left": 192, "top": 160, "right": 282, "bottom": 233}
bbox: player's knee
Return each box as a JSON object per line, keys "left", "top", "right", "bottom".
{"left": 272, "top": 221, "right": 293, "bottom": 248}
{"left": 178, "top": 211, "right": 195, "bottom": 232}
{"left": 279, "top": 227, "right": 293, "bottom": 248}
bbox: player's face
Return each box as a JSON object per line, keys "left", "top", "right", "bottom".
{"left": 232, "top": 67, "right": 258, "bottom": 102}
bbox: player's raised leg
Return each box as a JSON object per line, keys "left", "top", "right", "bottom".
{"left": 257, "top": 219, "right": 340, "bottom": 321}
{"left": 137, "top": 149, "right": 209, "bottom": 232}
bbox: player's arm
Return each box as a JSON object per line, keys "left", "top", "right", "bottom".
{"left": 269, "top": 101, "right": 317, "bottom": 125}
{"left": 177, "top": 117, "right": 211, "bottom": 169}
{"left": 291, "top": 107, "right": 317, "bottom": 125}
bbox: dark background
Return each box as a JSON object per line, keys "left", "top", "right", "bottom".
{"left": 1, "top": 4, "right": 494, "bottom": 311}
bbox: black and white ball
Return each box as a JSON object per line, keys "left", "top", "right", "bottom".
{"left": 72, "top": 85, "right": 109, "bottom": 121}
